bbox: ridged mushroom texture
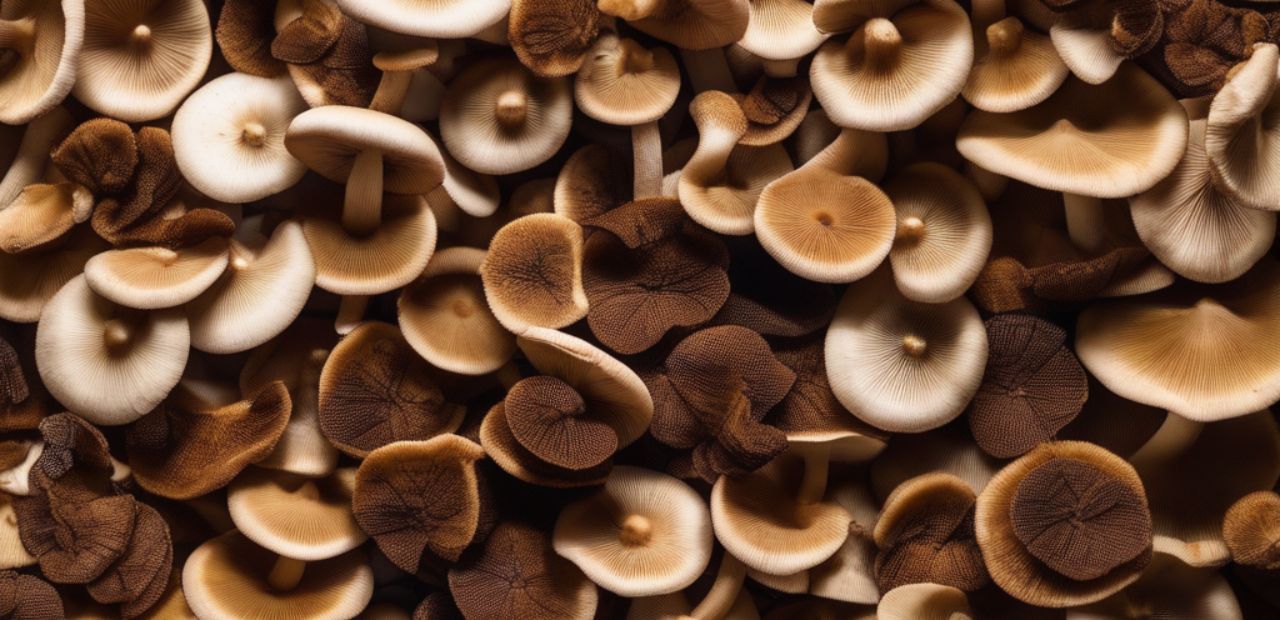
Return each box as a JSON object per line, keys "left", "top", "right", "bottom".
{"left": 0, "top": 0, "right": 83, "bottom": 125}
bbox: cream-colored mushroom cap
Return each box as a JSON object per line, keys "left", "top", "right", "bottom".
{"left": 809, "top": 0, "right": 973, "bottom": 131}
{"left": 334, "top": 0, "right": 510, "bottom": 39}
{"left": 754, "top": 166, "right": 896, "bottom": 283}
{"left": 0, "top": 495, "right": 35, "bottom": 570}
{"left": 0, "top": 441, "right": 40, "bottom": 496}
{"left": 599, "top": 0, "right": 749, "bottom": 50}
{"left": 574, "top": 34, "right": 680, "bottom": 126}
{"left": 957, "top": 63, "right": 1188, "bottom": 198}
{"left": 877, "top": 583, "right": 972, "bottom": 620}
{"left": 0, "top": 107, "right": 74, "bottom": 207}
{"left": 183, "top": 531, "right": 373, "bottom": 620}
{"left": 553, "top": 466, "right": 712, "bottom": 597}
{"left": 1077, "top": 259, "right": 1280, "bottom": 421}
{"left": 739, "top": 0, "right": 828, "bottom": 63}
{"left": 480, "top": 213, "right": 588, "bottom": 333}
{"left": 1206, "top": 43, "right": 1280, "bottom": 212}
{"left": 0, "top": 226, "right": 104, "bottom": 323}
{"left": 963, "top": 16, "right": 1069, "bottom": 112}
{"left": 1049, "top": 11, "right": 1123, "bottom": 86}
{"left": 304, "top": 194, "right": 438, "bottom": 296}
{"left": 398, "top": 247, "right": 515, "bottom": 376}
{"left": 187, "top": 219, "right": 316, "bottom": 354}
{"left": 172, "top": 73, "right": 308, "bottom": 204}
{"left": 0, "top": 182, "right": 91, "bottom": 254}
{"left": 83, "top": 238, "right": 230, "bottom": 310}
{"left": 35, "top": 275, "right": 189, "bottom": 425}
{"left": 884, "top": 162, "right": 993, "bottom": 303}
{"left": 0, "top": 0, "right": 83, "bottom": 124}
{"left": 228, "top": 467, "right": 366, "bottom": 562}
{"left": 74, "top": 0, "right": 212, "bottom": 122}
{"left": 826, "top": 267, "right": 988, "bottom": 433}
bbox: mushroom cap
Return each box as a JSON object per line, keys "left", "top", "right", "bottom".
{"left": 615, "top": 0, "right": 749, "bottom": 50}
{"left": 0, "top": 0, "right": 84, "bottom": 125}
{"left": 215, "top": 0, "right": 284, "bottom": 77}
{"left": 575, "top": 34, "right": 680, "bottom": 126}
{"left": 739, "top": 0, "right": 828, "bottom": 61}
{"left": 504, "top": 375, "right": 618, "bottom": 471}
{"left": 304, "top": 193, "right": 438, "bottom": 296}
{"left": 1223, "top": 491, "right": 1280, "bottom": 569}
{"left": 183, "top": 531, "right": 373, "bottom": 620}
{"left": 479, "top": 401, "right": 611, "bottom": 488}
{"left": 873, "top": 472, "right": 987, "bottom": 593}
{"left": 975, "top": 441, "right": 1152, "bottom": 608}
{"left": 1205, "top": 43, "right": 1280, "bottom": 211}
{"left": 754, "top": 166, "right": 896, "bottom": 284}
{"left": 825, "top": 267, "right": 988, "bottom": 433}
{"left": 1067, "top": 551, "right": 1243, "bottom": 620}
{"left": 448, "top": 521, "right": 597, "bottom": 620}
{"left": 0, "top": 497, "right": 36, "bottom": 570}
{"left": 82, "top": 238, "right": 230, "bottom": 310}
{"left": 74, "top": 0, "right": 212, "bottom": 122}
{"left": 479, "top": 213, "right": 588, "bottom": 333}
{"left": 439, "top": 57, "right": 572, "bottom": 175}
{"left": 0, "top": 440, "right": 40, "bottom": 496}
{"left": 553, "top": 466, "right": 712, "bottom": 597}
{"left": 334, "top": 0, "right": 510, "bottom": 38}
{"left": 877, "top": 583, "right": 972, "bottom": 620}
{"left": 0, "top": 182, "right": 89, "bottom": 255}
{"left": 738, "top": 76, "right": 814, "bottom": 147}
{"left": 285, "top": 106, "right": 446, "bottom": 196}
{"left": 35, "top": 275, "right": 188, "bottom": 425}
{"left": 172, "top": 73, "right": 309, "bottom": 204}
{"left": 0, "top": 222, "right": 104, "bottom": 323}
{"left": 1048, "top": 13, "right": 1123, "bottom": 86}
{"left": 957, "top": 63, "right": 1188, "bottom": 198}
{"left": 439, "top": 150, "right": 501, "bottom": 218}
{"left": 1076, "top": 258, "right": 1280, "bottom": 421}
{"left": 228, "top": 467, "right": 365, "bottom": 562}
{"left": 963, "top": 17, "right": 1069, "bottom": 113}
{"left": 0, "top": 106, "right": 74, "bottom": 208}
{"left": 508, "top": 0, "right": 601, "bottom": 78}
{"left": 883, "top": 162, "right": 993, "bottom": 303}
{"left": 809, "top": 0, "right": 974, "bottom": 131}
{"left": 554, "top": 144, "right": 627, "bottom": 223}
{"left": 187, "top": 219, "right": 316, "bottom": 354}
{"left": 399, "top": 247, "right": 515, "bottom": 376}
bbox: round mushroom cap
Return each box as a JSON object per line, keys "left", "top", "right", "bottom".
{"left": 754, "top": 166, "right": 896, "bottom": 284}
{"left": 963, "top": 17, "right": 1069, "bottom": 113}
{"left": 605, "top": 0, "right": 749, "bottom": 50}
{"left": 74, "top": 0, "right": 212, "bottom": 122}
{"left": 183, "top": 531, "right": 373, "bottom": 620}
{"left": 285, "top": 105, "right": 446, "bottom": 196}
{"left": 0, "top": 0, "right": 84, "bottom": 125}
{"left": 479, "top": 213, "right": 587, "bottom": 333}
{"left": 883, "top": 162, "right": 993, "bottom": 302}
{"left": 739, "top": 0, "right": 828, "bottom": 61}
{"left": 439, "top": 57, "right": 572, "bottom": 175}
{"left": 1068, "top": 551, "right": 1243, "bottom": 620}
{"left": 809, "top": 0, "right": 974, "bottom": 131}
{"left": 0, "top": 182, "right": 90, "bottom": 255}
{"left": 877, "top": 583, "right": 973, "bottom": 620}
{"left": 335, "top": 0, "right": 510, "bottom": 38}
{"left": 1206, "top": 43, "right": 1280, "bottom": 211}
{"left": 82, "top": 238, "right": 230, "bottom": 310}
{"left": 873, "top": 473, "right": 987, "bottom": 593}
{"left": 975, "top": 441, "right": 1153, "bottom": 608}
{"left": 399, "top": 247, "right": 515, "bottom": 376}
{"left": 0, "top": 219, "right": 104, "bottom": 324}
{"left": 1048, "top": 11, "right": 1125, "bottom": 86}
{"left": 957, "top": 63, "right": 1188, "bottom": 198}
{"left": 575, "top": 34, "right": 680, "bottom": 126}
{"left": 172, "top": 73, "right": 309, "bottom": 204}
{"left": 1076, "top": 258, "right": 1280, "bottom": 421}
{"left": 448, "top": 521, "right": 597, "bottom": 620}
{"left": 228, "top": 467, "right": 365, "bottom": 562}
{"left": 825, "top": 267, "right": 988, "bottom": 433}
{"left": 508, "top": 0, "right": 601, "bottom": 78}
{"left": 1223, "top": 491, "right": 1280, "bottom": 569}
{"left": 304, "top": 193, "right": 438, "bottom": 296}
{"left": 35, "top": 275, "right": 188, "bottom": 425}
{"left": 553, "top": 466, "right": 712, "bottom": 597}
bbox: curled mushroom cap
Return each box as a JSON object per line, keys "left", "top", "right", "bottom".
{"left": 0, "top": 571, "right": 61, "bottom": 617}
{"left": 228, "top": 467, "right": 365, "bottom": 562}
{"left": 439, "top": 57, "right": 572, "bottom": 176}
{"left": 508, "top": 0, "right": 601, "bottom": 78}
{"left": 957, "top": 63, "right": 1188, "bottom": 198}
{"left": 877, "top": 583, "right": 973, "bottom": 620}
{"left": 35, "top": 275, "right": 188, "bottom": 425}
{"left": 448, "top": 521, "right": 597, "bottom": 620}
{"left": 809, "top": 0, "right": 974, "bottom": 131}
{"left": 479, "top": 214, "right": 588, "bottom": 333}
{"left": 600, "top": 0, "right": 749, "bottom": 50}
{"left": 172, "top": 73, "right": 308, "bottom": 204}
{"left": 976, "top": 441, "right": 1153, "bottom": 607}
{"left": 739, "top": 0, "right": 828, "bottom": 66}
{"left": 754, "top": 166, "right": 896, "bottom": 284}
{"left": 183, "top": 531, "right": 373, "bottom": 620}
{"left": 399, "top": 247, "right": 515, "bottom": 376}
{"left": 874, "top": 473, "right": 988, "bottom": 593}
{"left": 825, "top": 268, "right": 988, "bottom": 433}
{"left": 1224, "top": 491, "right": 1280, "bottom": 570}
{"left": 335, "top": 0, "right": 510, "bottom": 39}
{"left": 82, "top": 238, "right": 229, "bottom": 310}
{"left": 574, "top": 34, "right": 681, "bottom": 126}
{"left": 963, "top": 17, "right": 1069, "bottom": 113}
{"left": 1206, "top": 43, "right": 1280, "bottom": 211}
{"left": 0, "top": 0, "right": 84, "bottom": 125}
{"left": 553, "top": 466, "right": 712, "bottom": 597}
{"left": 74, "top": 0, "right": 212, "bottom": 122}
{"left": 1076, "top": 258, "right": 1280, "bottom": 421}
{"left": 304, "top": 193, "right": 438, "bottom": 297}
{"left": 0, "top": 181, "right": 91, "bottom": 255}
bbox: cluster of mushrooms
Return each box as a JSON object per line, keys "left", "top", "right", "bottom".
{"left": 2, "top": 0, "right": 1280, "bottom": 618}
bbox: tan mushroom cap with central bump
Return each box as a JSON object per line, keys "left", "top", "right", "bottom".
{"left": 480, "top": 213, "right": 588, "bottom": 333}
{"left": 83, "top": 238, "right": 230, "bottom": 310}
{"left": 0, "top": 0, "right": 84, "bottom": 125}
{"left": 74, "top": 0, "right": 212, "bottom": 122}
{"left": 754, "top": 166, "right": 896, "bottom": 283}
{"left": 399, "top": 247, "right": 515, "bottom": 376}
{"left": 1206, "top": 43, "right": 1280, "bottom": 212}
{"left": 335, "top": 0, "right": 510, "bottom": 38}
{"left": 600, "top": 0, "right": 749, "bottom": 50}
{"left": 963, "top": 16, "right": 1069, "bottom": 113}
{"left": 739, "top": 0, "right": 828, "bottom": 63}
{"left": 35, "top": 275, "right": 189, "bottom": 425}
{"left": 304, "top": 193, "right": 438, "bottom": 296}
{"left": 228, "top": 467, "right": 366, "bottom": 562}
{"left": 183, "top": 531, "right": 373, "bottom": 620}
{"left": 957, "top": 63, "right": 1188, "bottom": 198}
{"left": 574, "top": 34, "right": 681, "bottom": 127}
{"left": 553, "top": 466, "right": 712, "bottom": 597}
{"left": 0, "top": 226, "right": 105, "bottom": 323}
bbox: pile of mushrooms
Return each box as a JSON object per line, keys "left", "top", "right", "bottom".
{"left": 3, "top": 0, "right": 1280, "bottom": 618}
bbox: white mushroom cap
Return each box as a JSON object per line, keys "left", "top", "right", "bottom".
{"left": 0, "top": 440, "right": 41, "bottom": 496}
{"left": 172, "top": 73, "right": 309, "bottom": 204}
{"left": 0, "top": 0, "right": 84, "bottom": 125}
{"left": 285, "top": 106, "right": 445, "bottom": 198}
{"left": 0, "top": 226, "right": 104, "bottom": 323}
{"left": 1206, "top": 43, "right": 1280, "bottom": 212}
{"left": 334, "top": 0, "right": 511, "bottom": 39}
{"left": 83, "top": 238, "right": 230, "bottom": 310}
{"left": 739, "top": 0, "right": 829, "bottom": 63}
{"left": 1049, "top": 13, "right": 1123, "bottom": 86}
{"left": 35, "top": 275, "right": 189, "bottom": 425}
{"left": 228, "top": 467, "right": 366, "bottom": 562}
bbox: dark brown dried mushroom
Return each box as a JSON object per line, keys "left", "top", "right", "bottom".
{"left": 874, "top": 473, "right": 988, "bottom": 594}
{"left": 0, "top": 570, "right": 63, "bottom": 618}
{"left": 504, "top": 376, "right": 617, "bottom": 471}
{"left": 216, "top": 0, "right": 286, "bottom": 77}
{"left": 15, "top": 490, "right": 136, "bottom": 584}
{"left": 509, "top": 0, "right": 601, "bottom": 78}
{"left": 271, "top": 0, "right": 342, "bottom": 65}
{"left": 448, "top": 521, "right": 597, "bottom": 620}
{"left": 273, "top": 0, "right": 380, "bottom": 108}
{"left": 1224, "top": 490, "right": 1280, "bottom": 570}
{"left": 739, "top": 75, "right": 813, "bottom": 146}
{"left": 50, "top": 118, "right": 138, "bottom": 196}
{"left": 967, "top": 315, "right": 1089, "bottom": 458}
{"left": 32, "top": 413, "right": 113, "bottom": 488}
{"left": 86, "top": 502, "right": 172, "bottom": 617}
{"left": 318, "top": 322, "right": 465, "bottom": 458}
{"left": 1157, "top": 0, "right": 1273, "bottom": 97}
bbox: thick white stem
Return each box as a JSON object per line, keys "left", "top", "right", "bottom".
{"left": 632, "top": 122, "right": 663, "bottom": 199}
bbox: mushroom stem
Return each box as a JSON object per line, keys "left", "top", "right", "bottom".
{"left": 987, "top": 17, "right": 1024, "bottom": 56}
{"left": 267, "top": 556, "right": 307, "bottom": 591}
{"left": 241, "top": 122, "right": 267, "bottom": 148}
{"left": 902, "top": 334, "right": 928, "bottom": 358}
{"left": 343, "top": 150, "right": 384, "bottom": 237}
{"left": 686, "top": 108, "right": 746, "bottom": 187}
{"left": 680, "top": 48, "right": 737, "bottom": 93}
{"left": 335, "top": 295, "right": 369, "bottom": 335}
{"left": 970, "top": 0, "right": 1007, "bottom": 37}
{"left": 494, "top": 362, "right": 523, "bottom": 390}
{"left": 804, "top": 128, "right": 888, "bottom": 181}
{"left": 1131, "top": 413, "right": 1205, "bottom": 466}
{"left": 632, "top": 122, "right": 664, "bottom": 199}
{"left": 797, "top": 448, "right": 830, "bottom": 504}
{"left": 618, "top": 514, "right": 653, "bottom": 546}
{"left": 495, "top": 90, "right": 529, "bottom": 130}
{"left": 371, "top": 70, "right": 414, "bottom": 116}
{"left": 598, "top": 0, "right": 663, "bottom": 21}
{"left": 618, "top": 39, "right": 656, "bottom": 76}
{"left": 858, "top": 18, "right": 903, "bottom": 72}
{"left": 0, "top": 18, "right": 35, "bottom": 52}
{"left": 688, "top": 554, "right": 746, "bottom": 620}
{"left": 1062, "top": 192, "right": 1107, "bottom": 254}
{"left": 102, "top": 319, "right": 133, "bottom": 352}
{"left": 762, "top": 58, "right": 801, "bottom": 79}
{"left": 897, "top": 216, "right": 926, "bottom": 243}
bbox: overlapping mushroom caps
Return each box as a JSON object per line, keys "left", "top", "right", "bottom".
{"left": 399, "top": 247, "right": 515, "bottom": 376}
{"left": 597, "top": 0, "right": 749, "bottom": 50}
{"left": 0, "top": 0, "right": 84, "bottom": 125}
{"left": 448, "top": 521, "right": 597, "bottom": 620}
{"left": 874, "top": 472, "right": 988, "bottom": 593}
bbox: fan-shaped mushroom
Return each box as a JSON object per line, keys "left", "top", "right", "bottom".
{"left": 228, "top": 466, "right": 364, "bottom": 576}
{"left": 874, "top": 473, "right": 988, "bottom": 593}
{"left": 399, "top": 247, "right": 515, "bottom": 376}
{"left": 448, "top": 521, "right": 597, "bottom": 620}
{"left": 479, "top": 214, "right": 587, "bottom": 334}
{"left": 0, "top": 0, "right": 83, "bottom": 125}
{"left": 1206, "top": 43, "right": 1280, "bottom": 211}
{"left": 1224, "top": 491, "right": 1280, "bottom": 570}
{"left": 82, "top": 238, "right": 229, "bottom": 310}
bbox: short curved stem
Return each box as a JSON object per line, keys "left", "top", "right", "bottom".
{"left": 335, "top": 295, "right": 369, "bottom": 335}
{"left": 344, "top": 150, "right": 384, "bottom": 236}
{"left": 859, "top": 19, "right": 902, "bottom": 72}
{"left": 762, "top": 58, "right": 800, "bottom": 78}
{"left": 267, "top": 556, "right": 306, "bottom": 591}
{"left": 632, "top": 122, "right": 663, "bottom": 199}
{"left": 371, "top": 70, "right": 413, "bottom": 115}
{"left": 689, "top": 554, "right": 746, "bottom": 620}
{"left": 797, "top": 447, "right": 830, "bottom": 504}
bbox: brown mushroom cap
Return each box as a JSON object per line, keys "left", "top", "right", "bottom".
{"left": 601, "top": 0, "right": 749, "bottom": 50}
{"left": 1206, "top": 43, "right": 1280, "bottom": 212}
{"left": 0, "top": 0, "right": 83, "bottom": 125}
{"left": 448, "top": 521, "right": 597, "bottom": 620}
{"left": 479, "top": 401, "right": 612, "bottom": 489}
{"left": 1223, "top": 490, "right": 1280, "bottom": 570}
{"left": 398, "top": 247, "right": 515, "bottom": 376}
{"left": 508, "top": 0, "right": 601, "bottom": 78}
{"left": 335, "top": 0, "right": 511, "bottom": 38}
{"left": 15, "top": 489, "right": 137, "bottom": 584}
{"left": 963, "top": 17, "right": 1069, "bottom": 113}
{"left": 479, "top": 213, "right": 588, "bottom": 333}
{"left": 874, "top": 472, "right": 988, "bottom": 593}
{"left": 82, "top": 238, "right": 230, "bottom": 310}
{"left": 86, "top": 501, "right": 172, "bottom": 616}
{"left": 574, "top": 34, "right": 681, "bottom": 126}
{"left": 0, "top": 570, "right": 63, "bottom": 618}
{"left": 504, "top": 376, "right": 619, "bottom": 471}
{"left": 215, "top": 0, "right": 284, "bottom": 77}
{"left": 228, "top": 466, "right": 365, "bottom": 562}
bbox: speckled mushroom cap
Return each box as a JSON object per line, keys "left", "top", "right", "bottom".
{"left": 334, "top": 0, "right": 511, "bottom": 39}
{"left": 73, "top": 0, "right": 212, "bottom": 122}
{"left": 553, "top": 466, "right": 712, "bottom": 597}
{"left": 0, "top": 0, "right": 83, "bottom": 125}
{"left": 1206, "top": 43, "right": 1280, "bottom": 212}
{"left": 82, "top": 238, "right": 230, "bottom": 310}
{"left": 398, "top": 247, "right": 515, "bottom": 376}
{"left": 183, "top": 531, "right": 373, "bottom": 620}
{"left": 228, "top": 467, "right": 365, "bottom": 562}
{"left": 574, "top": 34, "right": 681, "bottom": 126}
{"left": 479, "top": 213, "right": 588, "bottom": 333}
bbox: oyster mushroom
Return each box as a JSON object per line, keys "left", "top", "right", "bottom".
{"left": 479, "top": 213, "right": 588, "bottom": 334}
{"left": 0, "top": 0, "right": 84, "bottom": 125}
{"left": 398, "top": 247, "right": 515, "bottom": 376}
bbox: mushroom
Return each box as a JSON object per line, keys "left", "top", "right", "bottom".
{"left": 553, "top": 466, "right": 712, "bottom": 597}
{"left": 554, "top": 144, "right": 628, "bottom": 223}
{"left": 0, "top": 180, "right": 92, "bottom": 255}
{"left": 399, "top": 247, "right": 516, "bottom": 376}
{"left": 1206, "top": 43, "right": 1280, "bottom": 211}
{"left": 15, "top": 489, "right": 138, "bottom": 584}
{"left": 508, "top": 0, "right": 601, "bottom": 77}
{"left": 82, "top": 238, "right": 230, "bottom": 310}
{"left": 479, "top": 213, "right": 588, "bottom": 334}
{"left": 597, "top": 0, "right": 749, "bottom": 50}
{"left": 272, "top": 0, "right": 379, "bottom": 108}
{"left": 877, "top": 583, "right": 973, "bottom": 620}
{"left": 975, "top": 441, "right": 1153, "bottom": 607}
{"left": 227, "top": 466, "right": 365, "bottom": 575}
{"left": 85, "top": 501, "right": 172, "bottom": 616}
{"left": 0, "top": 106, "right": 74, "bottom": 209}
{"left": 1067, "top": 551, "right": 1243, "bottom": 620}
{"left": 439, "top": 57, "right": 573, "bottom": 176}
{"left": 215, "top": 0, "right": 285, "bottom": 77}
{"left": 1046, "top": 6, "right": 1126, "bottom": 86}
{"left": 0, "top": 440, "right": 41, "bottom": 496}
{"left": 172, "top": 73, "right": 309, "bottom": 204}
{"left": 809, "top": 0, "right": 974, "bottom": 131}
{"left": 0, "top": 0, "right": 84, "bottom": 125}
{"left": 334, "top": 0, "right": 511, "bottom": 39}
{"left": 575, "top": 34, "right": 681, "bottom": 199}
{"left": 1224, "top": 491, "right": 1280, "bottom": 570}
{"left": 183, "top": 530, "right": 373, "bottom": 620}
{"left": 35, "top": 275, "right": 189, "bottom": 425}
{"left": 874, "top": 473, "right": 988, "bottom": 593}
{"left": 963, "top": 16, "right": 1069, "bottom": 112}
{"left": 738, "top": 0, "right": 828, "bottom": 77}
{"left": 448, "top": 521, "right": 597, "bottom": 620}
{"left": 74, "top": 0, "right": 212, "bottom": 122}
